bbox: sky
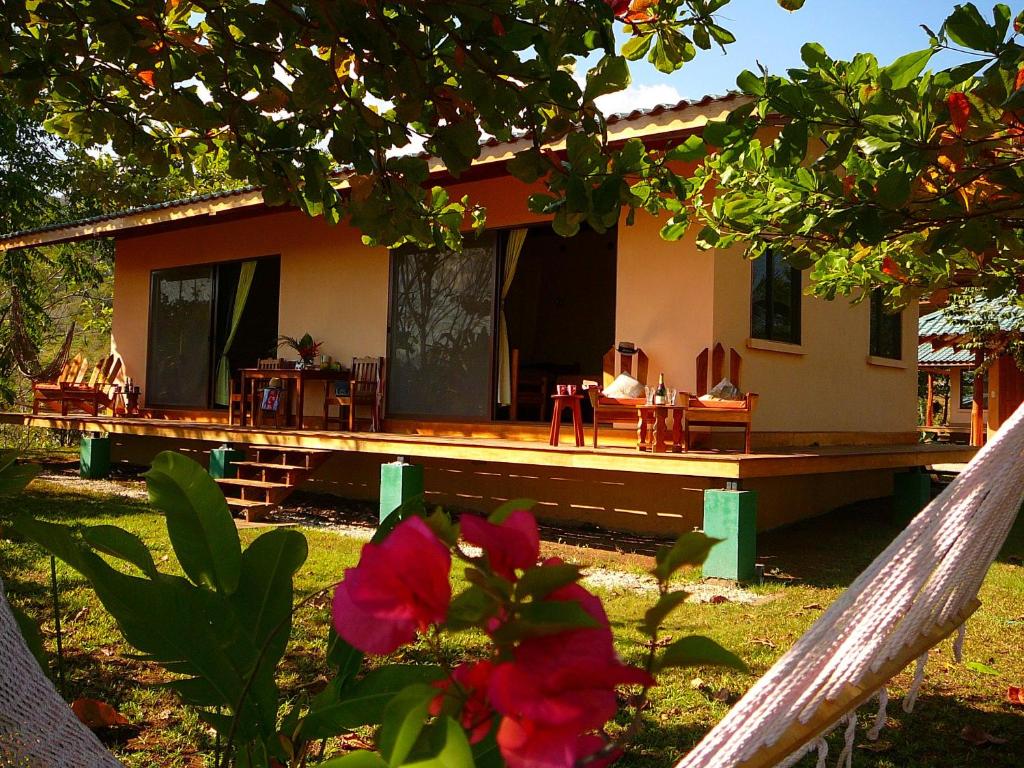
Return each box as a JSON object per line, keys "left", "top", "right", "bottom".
{"left": 595, "top": 0, "right": 974, "bottom": 114}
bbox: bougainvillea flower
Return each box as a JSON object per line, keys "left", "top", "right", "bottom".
{"left": 332, "top": 516, "right": 451, "bottom": 654}
{"left": 430, "top": 660, "right": 497, "bottom": 744}
{"left": 487, "top": 575, "right": 653, "bottom": 768}
{"left": 461, "top": 510, "right": 540, "bottom": 580}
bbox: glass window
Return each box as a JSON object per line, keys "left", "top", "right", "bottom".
{"left": 960, "top": 369, "right": 989, "bottom": 410}
{"left": 147, "top": 265, "right": 214, "bottom": 407}
{"left": 751, "top": 251, "right": 801, "bottom": 344}
{"left": 869, "top": 290, "right": 902, "bottom": 360}
{"left": 387, "top": 235, "right": 497, "bottom": 418}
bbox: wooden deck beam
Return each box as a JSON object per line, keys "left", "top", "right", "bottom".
{"left": 0, "top": 412, "right": 976, "bottom": 480}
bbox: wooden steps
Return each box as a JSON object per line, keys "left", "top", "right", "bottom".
{"left": 216, "top": 446, "right": 332, "bottom": 523}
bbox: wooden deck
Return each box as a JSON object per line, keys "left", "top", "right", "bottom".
{"left": 0, "top": 411, "right": 976, "bottom": 481}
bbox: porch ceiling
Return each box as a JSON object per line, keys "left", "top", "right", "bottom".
{"left": 0, "top": 412, "right": 975, "bottom": 481}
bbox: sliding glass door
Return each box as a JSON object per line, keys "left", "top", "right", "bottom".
{"left": 387, "top": 236, "right": 497, "bottom": 419}
{"left": 147, "top": 265, "right": 215, "bottom": 407}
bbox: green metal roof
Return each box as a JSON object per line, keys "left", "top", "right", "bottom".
{"left": 917, "top": 342, "right": 973, "bottom": 368}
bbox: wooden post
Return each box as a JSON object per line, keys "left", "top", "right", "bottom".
{"left": 970, "top": 350, "right": 985, "bottom": 447}
{"left": 925, "top": 372, "right": 934, "bottom": 427}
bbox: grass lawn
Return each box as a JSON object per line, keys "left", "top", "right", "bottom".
{"left": 2, "top": 470, "right": 1022, "bottom": 767}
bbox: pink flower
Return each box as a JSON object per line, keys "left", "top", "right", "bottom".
{"left": 332, "top": 517, "right": 451, "bottom": 654}
{"left": 461, "top": 510, "right": 539, "bottom": 580}
{"left": 487, "top": 576, "right": 653, "bottom": 768}
{"left": 430, "top": 660, "right": 496, "bottom": 744}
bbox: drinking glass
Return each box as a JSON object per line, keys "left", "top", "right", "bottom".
{"left": 668, "top": 388, "right": 677, "bottom": 405}
{"left": 644, "top": 386, "right": 654, "bottom": 405}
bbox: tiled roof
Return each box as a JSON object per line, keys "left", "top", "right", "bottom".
{"left": 0, "top": 95, "right": 739, "bottom": 245}
{"left": 919, "top": 299, "right": 1021, "bottom": 342}
{"left": 917, "top": 342, "right": 973, "bottom": 367}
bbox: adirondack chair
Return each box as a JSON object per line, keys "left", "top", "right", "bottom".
{"left": 589, "top": 343, "right": 649, "bottom": 448}
{"left": 683, "top": 343, "right": 758, "bottom": 453}
{"left": 324, "top": 356, "right": 385, "bottom": 431}
{"left": 55, "top": 354, "right": 124, "bottom": 416}
{"left": 31, "top": 354, "right": 88, "bottom": 414}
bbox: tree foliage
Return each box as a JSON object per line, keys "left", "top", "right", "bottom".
{"left": 0, "top": 0, "right": 799, "bottom": 250}
{"left": 672, "top": 3, "right": 1024, "bottom": 305}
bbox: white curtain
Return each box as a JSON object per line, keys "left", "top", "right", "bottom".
{"left": 497, "top": 228, "right": 528, "bottom": 406}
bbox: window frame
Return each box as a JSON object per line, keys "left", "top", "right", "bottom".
{"left": 750, "top": 250, "right": 802, "bottom": 345}
{"left": 959, "top": 369, "right": 989, "bottom": 410}
{"left": 868, "top": 290, "right": 903, "bottom": 360}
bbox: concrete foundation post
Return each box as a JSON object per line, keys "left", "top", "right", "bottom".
{"left": 379, "top": 458, "right": 424, "bottom": 525}
{"left": 209, "top": 444, "right": 245, "bottom": 479}
{"left": 79, "top": 435, "right": 111, "bottom": 479}
{"left": 893, "top": 468, "right": 932, "bottom": 523}
{"left": 702, "top": 486, "right": 757, "bottom": 582}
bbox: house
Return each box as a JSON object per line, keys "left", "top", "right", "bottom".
{"left": 0, "top": 97, "right": 972, "bottom": 538}
{"left": 919, "top": 300, "right": 1024, "bottom": 447}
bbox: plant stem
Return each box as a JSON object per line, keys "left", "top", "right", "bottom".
{"left": 50, "top": 555, "right": 66, "bottom": 696}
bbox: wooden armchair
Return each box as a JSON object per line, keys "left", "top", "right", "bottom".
{"left": 683, "top": 343, "right": 758, "bottom": 454}
{"left": 324, "top": 356, "right": 384, "bottom": 432}
{"left": 32, "top": 354, "right": 88, "bottom": 414}
{"left": 55, "top": 354, "right": 124, "bottom": 415}
{"left": 589, "top": 343, "right": 649, "bottom": 448}
{"left": 510, "top": 348, "right": 550, "bottom": 422}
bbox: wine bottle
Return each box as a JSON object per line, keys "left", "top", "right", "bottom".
{"left": 654, "top": 372, "right": 667, "bottom": 405}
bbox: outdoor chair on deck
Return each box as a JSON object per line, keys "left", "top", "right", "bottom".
{"left": 32, "top": 353, "right": 88, "bottom": 414}
{"left": 50, "top": 353, "right": 123, "bottom": 416}
{"left": 589, "top": 342, "right": 649, "bottom": 448}
{"left": 510, "top": 348, "right": 550, "bottom": 422}
{"left": 682, "top": 343, "right": 758, "bottom": 453}
{"left": 324, "top": 356, "right": 384, "bottom": 432}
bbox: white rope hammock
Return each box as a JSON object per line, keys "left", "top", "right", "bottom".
{"left": 676, "top": 399, "right": 1024, "bottom": 768}
{"left": 0, "top": 576, "right": 122, "bottom": 768}
{"left": 1, "top": 402, "right": 1022, "bottom": 768}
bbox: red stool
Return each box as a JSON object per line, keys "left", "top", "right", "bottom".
{"left": 549, "top": 394, "right": 585, "bottom": 447}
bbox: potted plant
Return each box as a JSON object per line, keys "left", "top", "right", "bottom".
{"left": 278, "top": 333, "right": 322, "bottom": 369}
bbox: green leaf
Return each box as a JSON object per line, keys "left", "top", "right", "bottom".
{"left": 319, "top": 753, "right": 389, "bottom": 768}
{"left": 506, "top": 150, "right": 549, "bottom": 184}
{"left": 404, "top": 716, "right": 474, "bottom": 767}
{"left": 875, "top": 168, "right": 912, "bottom": 209}
{"left": 777, "top": 0, "right": 806, "bottom": 9}
{"left": 491, "top": 600, "right": 600, "bottom": 642}
{"left": 652, "top": 532, "right": 720, "bottom": 581}
{"left": 326, "top": 628, "right": 365, "bottom": 688}
{"left": 880, "top": 49, "right": 934, "bottom": 90}
{"left": 83, "top": 525, "right": 158, "bottom": 578}
{"left": 514, "top": 563, "right": 583, "bottom": 601}
{"left": 641, "top": 590, "right": 688, "bottom": 636}
{"left": 0, "top": 458, "right": 41, "bottom": 497}
{"left": 665, "top": 135, "right": 706, "bottom": 162}
{"left": 656, "top": 635, "right": 747, "bottom": 672}
{"left": 584, "top": 55, "right": 631, "bottom": 101}
{"left": 965, "top": 660, "right": 1000, "bottom": 675}
{"left": 379, "top": 684, "right": 435, "bottom": 766}
{"left": 621, "top": 34, "right": 653, "bottom": 61}
{"left": 10, "top": 602, "right": 47, "bottom": 674}
{"left": 446, "top": 584, "right": 501, "bottom": 630}
{"left": 230, "top": 529, "right": 308, "bottom": 665}
{"left": 736, "top": 69, "right": 766, "bottom": 97}
{"left": 488, "top": 498, "right": 536, "bottom": 524}
{"left": 144, "top": 451, "right": 241, "bottom": 594}
{"left": 944, "top": 3, "right": 999, "bottom": 51}
{"left": 299, "top": 665, "right": 445, "bottom": 740}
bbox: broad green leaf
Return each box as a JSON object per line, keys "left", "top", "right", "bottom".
{"left": 965, "top": 660, "right": 999, "bottom": 675}
{"left": 144, "top": 451, "right": 241, "bottom": 594}
{"left": 621, "top": 34, "right": 653, "bottom": 61}
{"left": 514, "top": 562, "right": 582, "bottom": 601}
{"left": 446, "top": 585, "right": 501, "bottom": 630}
{"left": 0, "top": 460, "right": 41, "bottom": 497}
{"left": 875, "top": 169, "right": 912, "bottom": 209}
{"left": 652, "top": 532, "right": 721, "bottom": 581}
{"left": 299, "top": 665, "right": 445, "bottom": 739}
{"left": 488, "top": 498, "right": 536, "bottom": 524}
{"left": 736, "top": 69, "right": 766, "bottom": 97}
{"left": 10, "top": 602, "right": 47, "bottom": 674}
{"left": 641, "top": 590, "right": 688, "bottom": 636}
{"left": 665, "top": 135, "right": 706, "bottom": 162}
{"left": 505, "top": 150, "right": 548, "bottom": 184}
{"left": 319, "top": 753, "right": 389, "bottom": 768}
{"left": 584, "top": 55, "right": 630, "bottom": 101}
{"left": 491, "top": 600, "right": 600, "bottom": 642}
{"left": 656, "top": 635, "right": 747, "bottom": 672}
{"left": 777, "top": 0, "right": 805, "bottom": 9}
{"left": 943, "top": 3, "right": 998, "bottom": 51}
{"left": 326, "top": 628, "right": 365, "bottom": 688}
{"left": 379, "top": 684, "right": 435, "bottom": 766}
{"left": 404, "top": 716, "right": 474, "bottom": 767}
{"left": 880, "top": 49, "right": 934, "bottom": 90}
{"left": 231, "top": 529, "right": 308, "bottom": 667}
{"left": 83, "top": 525, "right": 157, "bottom": 577}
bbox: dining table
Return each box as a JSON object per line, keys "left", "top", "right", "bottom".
{"left": 239, "top": 366, "right": 341, "bottom": 429}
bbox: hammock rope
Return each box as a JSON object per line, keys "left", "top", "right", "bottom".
{"left": 675, "top": 399, "right": 1024, "bottom": 768}
{"left": 4, "top": 291, "right": 76, "bottom": 382}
